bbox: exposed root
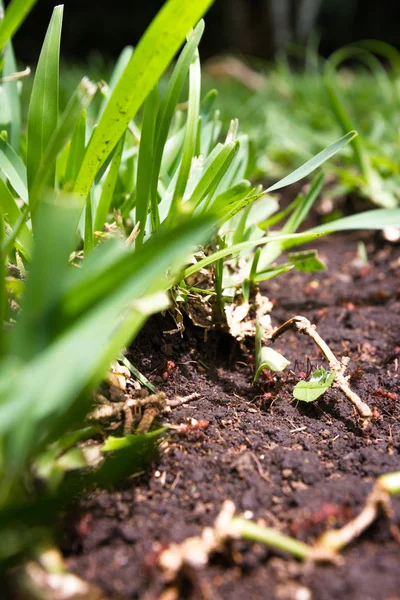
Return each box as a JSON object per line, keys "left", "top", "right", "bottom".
{"left": 271, "top": 315, "right": 372, "bottom": 429}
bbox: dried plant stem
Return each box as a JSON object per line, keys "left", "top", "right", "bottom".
{"left": 317, "top": 471, "right": 400, "bottom": 552}
{"left": 157, "top": 501, "right": 337, "bottom": 581}
{"left": 271, "top": 316, "right": 372, "bottom": 428}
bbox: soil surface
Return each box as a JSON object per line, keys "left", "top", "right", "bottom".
{"left": 65, "top": 231, "right": 400, "bottom": 600}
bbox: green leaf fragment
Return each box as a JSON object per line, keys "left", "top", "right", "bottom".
{"left": 293, "top": 367, "right": 335, "bottom": 402}
{"left": 254, "top": 320, "right": 290, "bottom": 382}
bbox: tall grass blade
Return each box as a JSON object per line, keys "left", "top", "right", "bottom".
{"left": 0, "top": 0, "right": 38, "bottom": 52}
{"left": 266, "top": 131, "right": 357, "bottom": 193}
{"left": 74, "top": 0, "right": 214, "bottom": 202}
{"left": 27, "top": 5, "right": 63, "bottom": 211}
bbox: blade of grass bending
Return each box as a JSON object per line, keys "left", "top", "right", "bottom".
{"left": 94, "top": 134, "right": 124, "bottom": 233}
{"left": 169, "top": 47, "right": 201, "bottom": 220}
{"left": 27, "top": 5, "right": 63, "bottom": 200}
{"left": 11, "top": 198, "right": 81, "bottom": 362}
{"left": 121, "top": 356, "right": 157, "bottom": 393}
{"left": 258, "top": 195, "right": 303, "bottom": 230}
{"left": 265, "top": 131, "right": 357, "bottom": 194}
{"left": 135, "top": 85, "right": 159, "bottom": 245}
{"left": 283, "top": 172, "right": 324, "bottom": 233}
{"left": 97, "top": 46, "right": 133, "bottom": 119}
{"left": 0, "top": 178, "right": 32, "bottom": 257}
{"left": 182, "top": 231, "right": 327, "bottom": 279}
{"left": 29, "top": 78, "right": 97, "bottom": 214}
{"left": 0, "top": 136, "right": 28, "bottom": 202}
{"left": 64, "top": 110, "right": 87, "bottom": 188}
{"left": 304, "top": 208, "right": 400, "bottom": 234}
{"left": 0, "top": 0, "right": 38, "bottom": 52}
{"left": 191, "top": 142, "right": 239, "bottom": 210}
{"left": 147, "top": 21, "right": 205, "bottom": 233}
{"left": 74, "top": 0, "right": 214, "bottom": 202}
{"left": 1, "top": 218, "right": 215, "bottom": 480}
{"left": 257, "top": 172, "right": 325, "bottom": 271}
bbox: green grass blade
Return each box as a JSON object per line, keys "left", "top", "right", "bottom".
{"left": 169, "top": 48, "right": 201, "bottom": 219}
{"left": 0, "top": 136, "right": 28, "bottom": 202}
{"left": 63, "top": 214, "right": 215, "bottom": 319}
{"left": 148, "top": 21, "right": 205, "bottom": 227}
{"left": 27, "top": 5, "right": 63, "bottom": 209}
{"left": 0, "top": 0, "right": 38, "bottom": 52}
{"left": 0, "top": 178, "right": 32, "bottom": 257}
{"left": 11, "top": 198, "right": 81, "bottom": 361}
{"left": 182, "top": 231, "right": 327, "bottom": 279}
{"left": 2, "top": 41, "right": 21, "bottom": 150}
{"left": 283, "top": 172, "right": 325, "bottom": 233}
{"left": 74, "top": 0, "right": 214, "bottom": 202}
{"left": 94, "top": 134, "right": 124, "bottom": 232}
{"left": 188, "top": 141, "right": 239, "bottom": 211}
{"left": 305, "top": 208, "right": 400, "bottom": 234}
{"left": 29, "top": 78, "right": 97, "bottom": 213}
{"left": 266, "top": 131, "right": 357, "bottom": 193}
{"left": 97, "top": 46, "right": 133, "bottom": 118}
{"left": 64, "top": 110, "right": 87, "bottom": 189}
{"left": 135, "top": 85, "right": 159, "bottom": 245}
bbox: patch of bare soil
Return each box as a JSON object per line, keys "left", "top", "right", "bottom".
{"left": 65, "top": 232, "right": 400, "bottom": 600}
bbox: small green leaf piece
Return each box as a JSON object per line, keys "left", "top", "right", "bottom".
{"left": 254, "top": 320, "right": 290, "bottom": 382}
{"left": 293, "top": 367, "right": 335, "bottom": 402}
{"left": 287, "top": 250, "right": 326, "bottom": 273}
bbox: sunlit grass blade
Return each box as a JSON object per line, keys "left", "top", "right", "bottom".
{"left": 27, "top": 5, "right": 63, "bottom": 212}
{"left": 0, "top": 178, "right": 32, "bottom": 257}
{"left": 305, "top": 208, "right": 400, "bottom": 234}
{"left": 283, "top": 172, "right": 324, "bottom": 233}
{"left": 266, "top": 131, "right": 357, "bottom": 193}
{"left": 147, "top": 21, "right": 205, "bottom": 225}
{"left": 94, "top": 134, "right": 124, "bottom": 233}
{"left": 0, "top": 0, "right": 38, "bottom": 52}
{"left": 11, "top": 198, "right": 81, "bottom": 361}
{"left": 2, "top": 40, "right": 21, "bottom": 150}
{"left": 74, "top": 0, "right": 214, "bottom": 202}
{"left": 29, "top": 78, "right": 97, "bottom": 213}
{"left": 188, "top": 141, "right": 239, "bottom": 211}
{"left": 169, "top": 47, "right": 201, "bottom": 219}
{"left": 182, "top": 231, "right": 327, "bottom": 279}
{"left": 0, "top": 135, "right": 28, "bottom": 202}
{"left": 135, "top": 85, "right": 159, "bottom": 244}
{"left": 64, "top": 109, "right": 87, "bottom": 189}
{"left": 97, "top": 46, "right": 133, "bottom": 118}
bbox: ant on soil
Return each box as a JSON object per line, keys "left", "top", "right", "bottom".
{"left": 255, "top": 359, "right": 315, "bottom": 410}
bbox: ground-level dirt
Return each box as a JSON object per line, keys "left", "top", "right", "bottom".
{"left": 65, "top": 231, "right": 400, "bottom": 600}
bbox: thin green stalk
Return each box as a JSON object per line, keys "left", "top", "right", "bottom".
{"left": 84, "top": 194, "right": 93, "bottom": 254}
{"left": 169, "top": 48, "right": 201, "bottom": 220}
{"left": 1, "top": 204, "right": 29, "bottom": 257}
{"left": 121, "top": 356, "right": 157, "bottom": 394}
{"left": 232, "top": 517, "right": 312, "bottom": 560}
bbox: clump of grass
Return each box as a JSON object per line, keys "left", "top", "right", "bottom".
{"left": 0, "top": 0, "right": 399, "bottom": 580}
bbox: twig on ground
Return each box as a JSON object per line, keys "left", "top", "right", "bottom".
{"left": 157, "top": 501, "right": 337, "bottom": 582}
{"left": 271, "top": 316, "right": 372, "bottom": 429}
{"left": 316, "top": 471, "right": 400, "bottom": 552}
{"left": 167, "top": 392, "right": 201, "bottom": 407}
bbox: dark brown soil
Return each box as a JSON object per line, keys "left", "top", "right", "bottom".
{"left": 65, "top": 232, "right": 400, "bottom": 600}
